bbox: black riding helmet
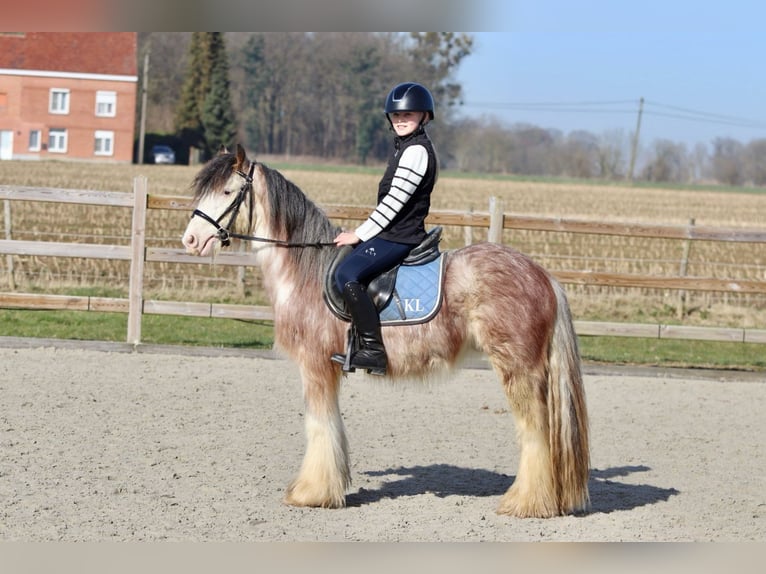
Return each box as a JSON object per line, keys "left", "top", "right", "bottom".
{"left": 384, "top": 82, "right": 435, "bottom": 123}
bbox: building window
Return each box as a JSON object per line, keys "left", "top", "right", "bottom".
{"left": 29, "top": 130, "right": 41, "bottom": 151}
{"left": 49, "top": 88, "right": 70, "bottom": 114}
{"left": 94, "top": 130, "right": 114, "bottom": 156}
{"left": 95, "top": 91, "right": 117, "bottom": 117}
{"left": 48, "top": 128, "right": 68, "bottom": 153}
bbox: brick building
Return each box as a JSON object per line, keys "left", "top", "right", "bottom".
{"left": 0, "top": 32, "right": 138, "bottom": 162}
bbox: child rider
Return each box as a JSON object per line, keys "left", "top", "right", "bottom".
{"left": 331, "top": 82, "right": 438, "bottom": 376}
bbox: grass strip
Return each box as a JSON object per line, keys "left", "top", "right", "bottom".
{"left": 1, "top": 309, "right": 764, "bottom": 372}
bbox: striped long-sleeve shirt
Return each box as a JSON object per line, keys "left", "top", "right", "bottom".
{"left": 354, "top": 128, "right": 437, "bottom": 245}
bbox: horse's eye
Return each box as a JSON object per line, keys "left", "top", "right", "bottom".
{"left": 223, "top": 189, "right": 233, "bottom": 196}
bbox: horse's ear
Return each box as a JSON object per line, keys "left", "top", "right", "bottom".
{"left": 235, "top": 144, "right": 247, "bottom": 167}
{"left": 218, "top": 144, "right": 229, "bottom": 155}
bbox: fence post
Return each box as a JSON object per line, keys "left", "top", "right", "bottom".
{"left": 488, "top": 196, "right": 504, "bottom": 243}
{"left": 677, "top": 217, "right": 695, "bottom": 319}
{"left": 127, "top": 176, "right": 148, "bottom": 345}
{"left": 3, "top": 199, "right": 14, "bottom": 289}
{"left": 237, "top": 240, "right": 247, "bottom": 296}
{"left": 463, "top": 206, "right": 473, "bottom": 246}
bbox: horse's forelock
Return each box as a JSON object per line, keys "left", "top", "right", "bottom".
{"left": 190, "top": 153, "right": 237, "bottom": 201}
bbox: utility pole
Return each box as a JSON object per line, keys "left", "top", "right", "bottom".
{"left": 627, "top": 96, "right": 644, "bottom": 181}
{"left": 137, "top": 48, "right": 150, "bottom": 164}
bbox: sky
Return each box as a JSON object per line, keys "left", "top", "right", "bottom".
{"left": 453, "top": 1, "right": 766, "bottom": 149}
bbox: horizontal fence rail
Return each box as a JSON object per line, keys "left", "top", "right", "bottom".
{"left": 1, "top": 181, "right": 765, "bottom": 346}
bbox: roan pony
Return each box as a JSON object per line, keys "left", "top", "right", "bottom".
{"left": 181, "top": 145, "right": 590, "bottom": 518}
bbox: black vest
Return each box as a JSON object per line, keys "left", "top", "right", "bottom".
{"left": 376, "top": 128, "right": 437, "bottom": 245}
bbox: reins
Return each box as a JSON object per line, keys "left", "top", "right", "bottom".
{"left": 191, "top": 162, "right": 336, "bottom": 249}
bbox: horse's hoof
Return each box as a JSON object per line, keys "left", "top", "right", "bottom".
{"left": 284, "top": 480, "right": 346, "bottom": 509}
{"left": 497, "top": 485, "right": 559, "bottom": 518}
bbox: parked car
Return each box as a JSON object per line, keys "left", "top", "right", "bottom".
{"left": 151, "top": 145, "right": 176, "bottom": 164}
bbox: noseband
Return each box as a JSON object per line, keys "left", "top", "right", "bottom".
{"left": 190, "top": 161, "right": 335, "bottom": 249}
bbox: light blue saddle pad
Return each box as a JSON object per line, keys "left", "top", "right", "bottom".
{"left": 378, "top": 254, "right": 446, "bottom": 325}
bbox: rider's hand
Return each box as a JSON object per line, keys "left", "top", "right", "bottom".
{"left": 333, "top": 231, "right": 361, "bottom": 247}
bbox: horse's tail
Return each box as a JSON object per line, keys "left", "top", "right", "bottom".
{"left": 547, "top": 278, "right": 590, "bottom": 514}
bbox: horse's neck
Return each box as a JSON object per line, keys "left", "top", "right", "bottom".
{"left": 259, "top": 246, "right": 322, "bottom": 314}
{"left": 255, "top": 175, "right": 332, "bottom": 314}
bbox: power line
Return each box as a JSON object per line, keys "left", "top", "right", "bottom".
{"left": 642, "top": 100, "right": 766, "bottom": 130}
{"left": 642, "top": 109, "right": 766, "bottom": 130}
{"left": 459, "top": 98, "right": 766, "bottom": 131}
{"left": 461, "top": 99, "right": 636, "bottom": 114}
{"left": 643, "top": 99, "right": 763, "bottom": 124}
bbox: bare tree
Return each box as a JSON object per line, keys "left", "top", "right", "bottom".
{"left": 597, "top": 129, "right": 629, "bottom": 180}
{"left": 137, "top": 33, "right": 190, "bottom": 134}
{"left": 642, "top": 139, "right": 689, "bottom": 183}
{"left": 744, "top": 139, "right": 766, "bottom": 186}
{"left": 711, "top": 137, "right": 745, "bottom": 186}
{"left": 451, "top": 117, "right": 516, "bottom": 173}
{"left": 510, "top": 126, "right": 557, "bottom": 176}
{"left": 689, "top": 142, "right": 711, "bottom": 183}
{"left": 559, "top": 130, "right": 599, "bottom": 179}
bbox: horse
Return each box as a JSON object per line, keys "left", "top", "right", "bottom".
{"left": 181, "top": 145, "right": 590, "bottom": 518}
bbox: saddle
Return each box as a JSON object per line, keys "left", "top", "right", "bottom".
{"left": 323, "top": 227, "right": 447, "bottom": 326}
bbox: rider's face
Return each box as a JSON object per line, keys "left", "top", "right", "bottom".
{"left": 389, "top": 111, "right": 425, "bottom": 137}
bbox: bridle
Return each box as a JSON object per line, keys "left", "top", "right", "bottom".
{"left": 191, "top": 162, "right": 335, "bottom": 249}
{"left": 191, "top": 162, "right": 255, "bottom": 247}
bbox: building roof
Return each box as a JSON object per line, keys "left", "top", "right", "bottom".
{"left": 0, "top": 32, "right": 137, "bottom": 77}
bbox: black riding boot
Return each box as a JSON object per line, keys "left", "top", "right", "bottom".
{"left": 332, "top": 281, "right": 387, "bottom": 376}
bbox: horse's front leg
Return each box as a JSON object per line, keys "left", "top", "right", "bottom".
{"left": 284, "top": 362, "right": 350, "bottom": 509}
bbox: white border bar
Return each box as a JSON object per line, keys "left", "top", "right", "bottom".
{"left": 0, "top": 68, "right": 137, "bottom": 83}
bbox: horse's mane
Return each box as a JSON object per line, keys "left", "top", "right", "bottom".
{"left": 260, "top": 164, "right": 340, "bottom": 279}
{"left": 191, "top": 152, "right": 340, "bottom": 280}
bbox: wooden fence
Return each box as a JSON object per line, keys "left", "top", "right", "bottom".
{"left": 1, "top": 179, "right": 765, "bottom": 345}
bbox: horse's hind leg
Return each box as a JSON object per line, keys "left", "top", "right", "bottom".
{"left": 283, "top": 363, "right": 350, "bottom": 509}
{"left": 495, "top": 365, "right": 559, "bottom": 518}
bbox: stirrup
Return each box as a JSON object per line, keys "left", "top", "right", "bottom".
{"left": 331, "top": 326, "right": 358, "bottom": 373}
{"left": 330, "top": 326, "right": 387, "bottom": 376}
{"left": 330, "top": 351, "right": 355, "bottom": 373}
{"left": 330, "top": 352, "right": 386, "bottom": 376}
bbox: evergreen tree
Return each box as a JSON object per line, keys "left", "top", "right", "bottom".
{"left": 175, "top": 32, "right": 236, "bottom": 159}
{"left": 202, "top": 57, "right": 238, "bottom": 153}
{"left": 174, "top": 33, "right": 211, "bottom": 153}
{"left": 345, "top": 44, "right": 381, "bottom": 164}
{"left": 240, "top": 34, "right": 268, "bottom": 152}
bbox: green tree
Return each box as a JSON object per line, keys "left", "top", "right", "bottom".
{"left": 240, "top": 34, "right": 268, "bottom": 152}
{"left": 343, "top": 43, "right": 382, "bottom": 164}
{"left": 175, "top": 32, "right": 236, "bottom": 159}
{"left": 174, "top": 33, "right": 211, "bottom": 152}
{"left": 201, "top": 38, "right": 238, "bottom": 154}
